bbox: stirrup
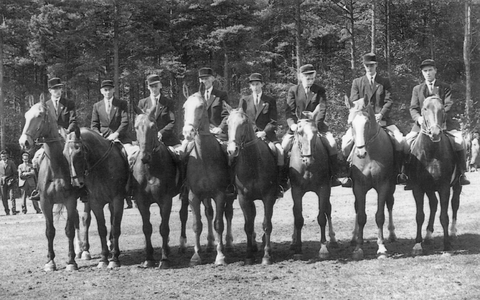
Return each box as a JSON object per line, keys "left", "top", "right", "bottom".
{"left": 396, "top": 173, "right": 408, "bottom": 185}
{"left": 341, "top": 178, "right": 352, "bottom": 188}
{"left": 459, "top": 175, "right": 470, "bottom": 185}
{"left": 331, "top": 176, "right": 342, "bottom": 187}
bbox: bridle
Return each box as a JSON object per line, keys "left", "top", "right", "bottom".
{"left": 420, "top": 101, "right": 445, "bottom": 143}
{"left": 65, "top": 135, "right": 114, "bottom": 176}
{"left": 24, "top": 106, "right": 62, "bottom": 145}
{"left": 227, "top": 112, "right": 258, "bottom": 156}
{"left": 295, "top": 119, "right": 317, "bottom": 158}
{"left": 351, "top": 111, "right": 381, "bottom": 150}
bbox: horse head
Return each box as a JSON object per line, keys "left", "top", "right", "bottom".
{"left": 226, "top": 108, "right": 253, "bottom": 158}
{"left": 346, "top": 97, "right": 378, "bottom": 159}
{"left": 421, "top": 96, "right": 445, "bottom": 142}
{"left": 134, "top": 108, "right": 159, "bottom": 164}
{"left": 63, "top": 127, "right": 86, "bottom": 188}
{"left": 183, "top": 90, "right": 208, "bottom": 141}
{"left": 19, "top": 94, "right": 57, "bottom": 151}
{"left": 295, "top": 113, "right": 319, "bottom": 166}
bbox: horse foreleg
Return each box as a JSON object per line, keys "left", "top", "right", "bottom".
{"left": 239, "top": 195, "right": 256, "bottom": 265}
{"left": 204, "top": 198, "right": 215, "bottom": 253}
{"left": 325, "top": 199, "right": 338, "bottom": 248}
{"left": 42, "top": 199, "right": 57, "bottom": 271}
{"left": 189, "top": 194, "right": 203, "bottom": 266}
{"left": 353, "top": 191, "right": 367, "bottom": 260}
{"left": 76, "top": 202, "right": 92, "bottom": 260}
{"left": 179, "top": 190, "right": 189, "bottom": 254}
{"left": 108, "top": 197, "right": 124, "bottom": 269}
{"left": 291, "top": 188, "right": 304, "bottom": 260}
{"left": 65, "top": 198, "right": 79, "bottom": 271}
{"left": 224, "top": 194, "right": 235, "bottom": 252}
{"left": 450, "top": 183, "right": 461, "bottom": 238}
{"left": 261, "top": 195, "right": 275, "bottom": 265}
{"left": 386, "top": 193, "right": 396, "bottom": 242}
{"left": 137, "top": 195, "right": 154, "bottom": 268}
{"left": 91, "top": 203, "right": 109, "bottom": 268}
{"left": 213, "top": 193, "right": 226, "bottom": 266}
{"left": 425, "top": 190, "right": 438, "bottom": 245}
{"left": 317, "top": 186, "right": 331, "bottom": 260}
{"left": 375, "top": 191, "right": 388, "bottom": 259}
{"left": 439, "top": 188, "right": 452, "bottom": 251}
{"left": 158, "top": 196, "right": 172, "bottom": 269}
{"left": 412, "top": 189, "right": 425, "bottom": 256}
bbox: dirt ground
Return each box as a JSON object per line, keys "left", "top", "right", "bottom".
{"left": 1, "top": 172, "right": 479, "bottom": 300}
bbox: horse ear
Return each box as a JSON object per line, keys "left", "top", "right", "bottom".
{"left": 302, "top": 111, "right": 314, "bottom": 120}
{"left": 223, "top": 101, "right": 232, "bottom": 113}
{"left": 39, "top": 93, "right": 46, "bottom": 106}
{"left": 344, "top": 95, "right": 352, "bottom": 109}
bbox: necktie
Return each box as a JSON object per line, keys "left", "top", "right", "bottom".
{"left": 428, "top": 83, "right": 433, "bottom": 95}
{"left": 370, "top": 76, "right": 374, "bottom": 86}
{"left": 106, "top": 100, "right": 111, "bottom": 114}
{"left": 255, "top": 95, "right": 260, "bottom": 106}
{"left": 205, "top": 91, "right": 210, "bottom": 100}
{"left": 55, "top": 100, "right": 59, "bottom": 115}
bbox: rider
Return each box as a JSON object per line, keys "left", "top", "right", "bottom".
{"left": 238, "top": 73, "right": 289, "bottom": 197}
{"left": 403, "top": 59, "right": 470, "bottom": 189}
{"left": 281, "top": 64, "right": 342, "bottom": 187}
{"left": 341, "top": 53, "right": 407, "bottom": 188}
{"left": 30, "top": 77, "right": 78, "bottom": 201}
{"left": 135, "top": 74, "right": 181, "bottom": 147}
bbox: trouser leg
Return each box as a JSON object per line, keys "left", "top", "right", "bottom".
{"left": 457, "top": 150, "right": 470, "bottom": 185}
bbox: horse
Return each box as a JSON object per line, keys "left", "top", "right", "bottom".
{"left": 226, "top": 108, "right": 277, "bottom": 265}
{"left": 182, "top": 91, "right": 233, "bottom": 266}
{"left": 18, "top": 94, "right": 80, "bottom": 271}
{"left": 289, "top": 113, "right": 337, "bottom": 260}
{"left": 63, "top": 127, "right": 128, "bottom": 268}
{"left": 345, "top": 98, "right": 396, "bottom": 260}
{"left": 408, "top": 96, "right": 461, "bottom": 255}
{"left": 132, "top": 108, "right": 188, "bottom": 268}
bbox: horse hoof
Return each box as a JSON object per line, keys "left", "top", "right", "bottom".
{"left": 352, "top": 249, "right": 364, "bottom": 261}
{"left": 389, "top": 234, "right": 397, "bottom": 243}
{"left": 412, "top": 243, "right": 423, "bottom": 256}
{"left": 377, "top": 253, "right": 388, "bottom": 260}
{"left": 329, "top": 241, "right": 339, "bottom": 249}
{"left": 81, "top": 251, "right": 92, "bottom": 260}
{"left": 319, "top": 251, "right": 330, "bottom": 260}
{"left": 190, "top": 254, "right": 202, "bottom": 266}
{"left": 158, "top": 260, "right": 170, "bottom": 269}
{"left": 293, "top": 254, "right": 303, "bottom": 261}
{"left": 215, "top": 256, "right": 227, "bottom": 266}
{"left": 143, "top": 260, "right": 156, "bottom": 268}
{"left": 75, "top": 252, "right": 82, "bottom": 259}
{"left": 107, "top": 261, "right": 121, "bottom": 269}
{"left": 245, "top": 257, "right": 255, "bottom": 265}
{"left": 44, "top": 261, "right": 57, "bottom": 272}
{"left": 97, "top": 261, "right": 108, "bottom": 269}
{"left": 65, "top": 263, "right": 78, "bottom": 271}
{"left": 261, "top": 257, "right": 272, "bottom": 265}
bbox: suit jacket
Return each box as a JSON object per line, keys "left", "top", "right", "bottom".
{"left": 136, "top": 95, "right": 180, "bottom": 146}
{"left": 91, "top": 97, "right": 131, "bottom": 143}
{"left": 350, "top": 74, "right": 393, "bottom": 125}
{"left": 409, "top": 80, "right": 457, "bottom": 132}
{"left": 285, "top": 83, "right": 328, "bottom": 132}
{"left": 205, "top": 88, "right": 229, "bottom": 140}
{"left": 18, "top": 162, "right": 36, "bottom": 188}
{"left": 0, "top": 159, "right": 17, "bottom": 186}
{"left": 238, "top": 93, "right": 278, "bottom": 142}
{"left": 46, "top": 97, "right": 77, "bottom": 133}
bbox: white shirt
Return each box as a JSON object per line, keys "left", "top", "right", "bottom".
{"left": 104, "top": 97, "right": 113, "bottom": 114}
{"left": 426, "top": 80, "right": 436, "bottom": 94}
{"left": 205, "top": 87, "right": 213, "bottom": 100}
{"left": 253, "top": 92, "right": 262, "bottom": 106}
{"left": 368, "top": 73, "right": 377, "bottom": 85}
{"left": 150, "top": 94, "right": 160, "bottom": 107}
{"left": 51, "top": 97, "right": 60, "bottom": 111}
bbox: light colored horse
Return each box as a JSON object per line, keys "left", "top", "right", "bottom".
{"left": 346, "top": 98, "right": 396, "bottom": 260}
{"left": 19, "top": 94, "right": 80, "bottom": 271}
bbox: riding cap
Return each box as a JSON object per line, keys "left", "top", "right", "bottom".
{"left": 100, "top": 80, "right": 114, "bottom": 89}
{"left": 146, "top": 74, "right": 161, "bottom": 86}
{"left": 299, "top": 64, "right": 316, "bottom": 74}
{"left": 198, "top": 67, "right": 214, "bottom": 78}
{"left": 420, "top": 59, "right": 436, "bottom": 69}
{"left": 48, "top": 78, "right": 64, "bottom": 89}
{"left": 248, "top": 73, "right": 263, "bottom": 83}
{"left": 363, "top": 53, "right": 377, "bottom": 65}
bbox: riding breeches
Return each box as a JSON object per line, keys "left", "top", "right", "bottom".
{"left": 282, "top": 131, "right": 338, "bottom": 157}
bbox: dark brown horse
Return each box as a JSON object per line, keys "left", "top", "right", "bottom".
{"left": 132, "top": 108, "right": 188, "bottom": 268}
{"left": 18, "top": 94, "right": 80, "bottom": 271}
{"left": 289, "top": 113, "right": 337, "bottom": 260}
{"left": 182, "top": 91, "right": 233, "bottom": 266}
{"left": 408, "top": 96, "right": 461, "bottom": 255}
{"left": 63, "top": 127, "right": 128, "bottom": 268}
{"left": 226, "top": 108, "right": 277, "bottom": 265}
{"left": 346, "top": 98, "right": 396, "bottom": 260}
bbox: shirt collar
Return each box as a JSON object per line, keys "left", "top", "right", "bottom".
{"left": 253, "top": 92, "right": 262, "bottom": 99}
{"left": 425, "top": 79, "right": 436, "bottom": 86}
{"left": 104, "top": 97, "right": 113, "bottom": 104}
{"left": 206, "top": 86, "right": 213, "bottom": 94}
{"left": 367, "top": 73, "right": 377, "bottom": 81}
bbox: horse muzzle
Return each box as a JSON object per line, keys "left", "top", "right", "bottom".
{"left": 140, "top": 152, "right": 152, "bottom": 164}
{"left": 226, "top": 142, "right": 239, "bottom": 158}
{"left": 355, "top": 145, "right": 367, "bottom": 159}
{"left": 19, "top": 134, "right": 33, "bottom": 151}
{"left": 71, "top": 175, "right": 85, "bottom": 188}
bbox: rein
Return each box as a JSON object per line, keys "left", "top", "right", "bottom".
{"left": 355, "top": 124, "right": 381, "bottom": 149}
{"left": 67, "top": 139, "right": 115, "bottom": 176}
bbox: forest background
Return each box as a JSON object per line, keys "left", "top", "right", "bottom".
{"left": 0, "top": 0, "right": 479, "bottom": 159}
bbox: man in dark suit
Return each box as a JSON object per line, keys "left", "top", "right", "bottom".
{"left": 281, "top": 64, "right": 342, "bottom": 187}
{"left": 136, "top": 74, "right": 180, "bottom": 147}
{"left": 0, "top": 150, "right": 17, "bottom": 215}
{"left": 46, "top": 77, "right": 77, "bottom": 134}
{"left": 405, "top": 59, "right": 469, "bottom": 186}
{"left": 91, "top": 80, "right": 131, "bottom": 143}
{"left": 341, "top": 53, "right": 406, "bottom": 187}
{"left": 198, "top": 67, "right": 229, "bottom": 141}
{"left": 238, "top": 73, "right": 288, "bottom": 195}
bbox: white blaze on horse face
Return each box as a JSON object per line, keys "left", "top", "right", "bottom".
{"left": 183, "top": 94, "right": 204, "bottom": 140}
{"left": 352, "top": 114, "right": 368, "bottom": 158}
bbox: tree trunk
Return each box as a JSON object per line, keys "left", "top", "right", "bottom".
{"left": 371, "top": 0, "right": 376, "bottom": 53}
{"left": 223, "top": 40, "right": 229, "bottom": 93}
{"left": 295, "top": 0, "right": 303, "bottom": 71}
{"left": 464, "top": 0, "right": 472, "bottom": 129}
{"left": 0, "top": 15, "right": 4, "bottom": 150}
{"left": 384, "top": 0, "right": 391, "bottom": 78}
{"left": 349, "top": 0, "right": 356, "bottom": 77}
{"left": 113, "top": 0, "right": 120, "bottom": 98}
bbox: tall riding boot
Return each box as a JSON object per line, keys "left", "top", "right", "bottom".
{"left": 329, "top": 155, "right": 342, "bottom": 187}
{"left": 277, "top": 165, "right": 290, "bottom": 198}
{"left": 403, "top": 153, "right": 413, "bottom": 190}
{"left": 395, "top": 151, "right": 407, "bottom": 184}
{"left": 457, "top": 150, "right": 470, "bottom": 185}
{"left": 11, "top": 198, "right": 17, "bottom": 215}
{"left": 225, "top": 159, "right": 237, "bottom": 197}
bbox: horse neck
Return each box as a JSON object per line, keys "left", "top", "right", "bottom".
{"left": 354, "top": 117, "right": 379, "bottom": 149}
{"left": 43, "top": 139, "right": 69, "bottom": 175}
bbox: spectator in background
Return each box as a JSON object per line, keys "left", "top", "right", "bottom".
{"left": 18, "top": 152, "right": 41, "bottom": 214}
{"left": 0, "top": 150, "right": 18, "bottom": 215}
